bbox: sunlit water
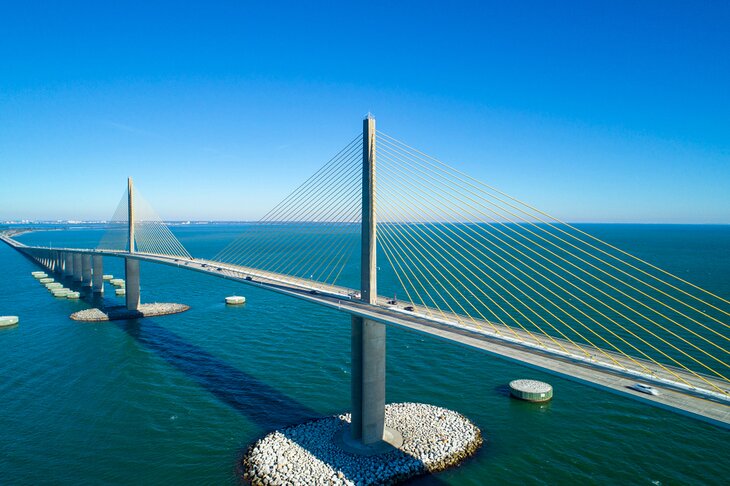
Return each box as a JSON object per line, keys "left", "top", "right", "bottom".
{"left": 0, "top": 224, "right": 728, "bottom": 485}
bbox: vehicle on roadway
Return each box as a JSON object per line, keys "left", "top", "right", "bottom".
{"left": 628, "top": 383, "right": 659, "bottom": 396}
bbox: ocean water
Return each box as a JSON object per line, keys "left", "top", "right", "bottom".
{"left": 0, "top": 224, "right": 728, "bottom": 485}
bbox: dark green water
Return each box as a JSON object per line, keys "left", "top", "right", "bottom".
{"left": 0, "top": 224, "right": 728, "bottom": 485}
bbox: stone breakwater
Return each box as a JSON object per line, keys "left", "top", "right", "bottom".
{"left": 243, "top": 402, "right": 482, "bottom": 485}
{"left": 70, "top": 303, "right": 189, "bottom": 321}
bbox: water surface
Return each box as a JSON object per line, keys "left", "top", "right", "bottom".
{"left": 0, "top": 224, "right": 728, "bottom": 485}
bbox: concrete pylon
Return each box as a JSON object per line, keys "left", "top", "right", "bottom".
{"left": 125, "top": 258, "right": 140, "bottom": 310}
{"left": 345, "top": 115, "right": 402, "bottom": 453}
{"left": 128, "top": 177, "right": 135, "bottom": 253}
{"left": 64, "top": 253, "right": 73, "bottom": 278}
{"left": 73, "top": 254, "right": 82, "bottom": 282}
{"left": 92, "top": 255, "right": 104, "bottom": 293}
{"left": 81, "top": 254, "right": 92, "bottom": 287}
{"left": 125, "top": 178, "right": 140, "bottom": 310}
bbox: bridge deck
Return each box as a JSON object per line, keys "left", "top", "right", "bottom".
{"left": 3, "top": 234, "right": 729, "bottom": 429}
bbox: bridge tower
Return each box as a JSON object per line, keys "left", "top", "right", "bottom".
{"left": 125, "top": 177, "right": 141, "bottom": 310}
{"left": 345, "top": 115, "right": 403, "bottom": 452}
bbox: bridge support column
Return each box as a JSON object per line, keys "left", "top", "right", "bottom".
{"left": 125, "top": 258, "right": 140, "bottom": 310}
{"left": 73, "top": 254, "right": 82, "bottom": 282}
{"left": 350, "top": 316, "right": 391, "bottom": 445}
{"left": 92, "top": 255, "right": 104, "bottom": 293}
{"left": 81, "top": 254, "right": 92, "bottom": 287}
{"left": 343, "top": 115, "right": 401, "bottom": 452}
{"left": 64, "top": 253, "right": 74, "bottom": 278}
{"left": 124, "top": 178, "right": 140, "bottom": 310}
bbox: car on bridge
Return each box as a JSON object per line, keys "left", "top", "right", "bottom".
{"left": 628, "top": 383, "right": 659, "bottom": 396}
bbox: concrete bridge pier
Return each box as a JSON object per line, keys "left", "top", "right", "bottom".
{"left": 73, "top": 254, "right": 82, "bottom": 282}
{"left": 64, "top": 253, "right": 74, "bottom": 278}
{"left": 349, "top": 316, "right": 393, "bottom": 448}
{"left": 92, "top": 255, "right": 104, "bottom": 293}
{"left": 81, "top": 254, "right": 92, "bottom": 287}
{"left": 125, "top": 258, "right": 140, "bottom": 310}
{"left": 125, "top": 178, "right": 140, "bottom": 311}
{"left": 343, "top": 115, "right": 402, "bottom": 453}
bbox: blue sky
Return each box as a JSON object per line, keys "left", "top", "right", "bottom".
{"left": 1, "top": 1, "right": 728, "bottom": 223}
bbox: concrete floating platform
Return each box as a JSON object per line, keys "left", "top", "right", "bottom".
{"left": 39, "top": 277, "right": 54, "bottom": 284}
{"left": 46, "top": 282, "right": 63, "bottom": 289}
{"left": 32, "top": 272, "right": 48, "bottom": 279}
{"left": 225, "top": 295, "right": 246, "bottom": 305}
{"left": 70, "top": 303, "right": 190, "bottom": 322}
{"left": 52, "top": 288, "right": 70, "bottom": 297}
{"left": 66, "top": 291, "right": 81, "bottom": 299}
{"left": 110, "top": 278, "right": 125, "bottom": 287}
{"left": 102, "top": 274, "right": 114, "bottom": 281}
{"left": 115, "top": 288, "right": 126, "bottom": 296}
{"left": 243, "top": 402, "right": 482, "bottom": 485}
{"left": 509, "top": 379, "right": 553, "bottom": 402}
{"left": 0, "top": 316, "right": 19, "bottom": 327}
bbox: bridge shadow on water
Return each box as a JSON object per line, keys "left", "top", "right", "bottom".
{"left": 116, "top": 316, "right": 320, "bottom": 431}
{"left": 28, "top": 269, "right": 453, "bottom": 483}
{"left": 77, "top": 292, "right": 446, "bottom": 484}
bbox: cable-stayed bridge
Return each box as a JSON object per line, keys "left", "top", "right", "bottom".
{"left": 2, "top": 117, "right": 729, "bottom": 448}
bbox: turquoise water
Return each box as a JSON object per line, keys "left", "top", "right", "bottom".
{"left": 0, "top": 224, "right": 728, "bottom": 485}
